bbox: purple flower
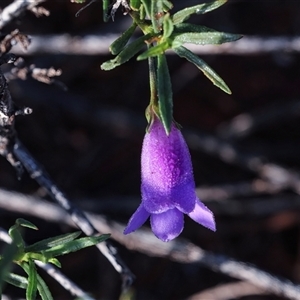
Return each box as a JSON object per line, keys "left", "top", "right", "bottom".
{"left": 124, "top": 118, "right": 216, "bottom": 242}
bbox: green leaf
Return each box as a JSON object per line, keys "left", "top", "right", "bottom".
{"left": 174, "top": 23, "right": 215, "bottom": 33}
{"left": 9, "top": 219, "right": 38, "bottom": 250}
{"left": 157, "top": 54, "right": 173, "bottom": 134}
{"left": 151, "top": 0, "right": 164, "bottom": 33}
{"left": 172, "top": 0, "right": 227, "bottom": 25}
{"left": 173, "top": 31, "right": 242, "bottom": 45}
{"left": 0, "top": 242, "right": 18, "bottom": 289}
{"left": 26, "top": 260, "right": 37, "bottom": 300}
{"left": 8, "top": 228, "right": 24, "bottom": 250}
{"left": 172, "top": 23, "right": 242, "bottom": 45}
{"left": 109, "top": 22, "right": 137, "bottom": 55}
{"left": 16, "top": 219, "right": 38, "bottom": 231}
{"left": 130, "top": 0, "right": 141, "bottom": 11}
{"left": 162, "top": 0, "right": 173, "bottom": 12}
{"left": 163, "top": 13, "right": 174, "bottom": 39}
{"left": 140, "top": 0, "right": 151, "bottom": 18}
{"left": 174, "top": 46, "right": 231, "bottom": 94}
{"left": 48, "top": 258, "right": 61, "bottom": 268}
{"left": 25, "top": 231, "right": 81, "bottom": 253}
{"left": 37, "top": 272, "right": 53, "bottom": 300}
{"left": 22, "top": 262, "right": 53, "bottom": 300}
{"left": 101, "top": 34, "right": 152, "bottom": 70}
{"left": 137, "top": 41, "right": 170, "bottom": 60}
{"left": 42, "top": 234, "right": 110, "bottom": 258}
{"left": 5, "top": 273, "right": 28, "bottom": 289}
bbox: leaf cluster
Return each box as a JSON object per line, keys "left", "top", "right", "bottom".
{"left": 99, "top": 0, "right": 242, "bottom": 133}
{"left": 0, "top": 218, "right": 110, "bottom": 300}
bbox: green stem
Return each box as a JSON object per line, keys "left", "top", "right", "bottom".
{"left": 148, "top": 52, "right": 157, "bottom": 106}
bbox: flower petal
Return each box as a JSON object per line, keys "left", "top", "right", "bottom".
{"left": 150, "top": 209, "right": 184, "bottom": 242}
{"left": 171, "top": 181, "right": 196, "bottom": 213}
{"left": 124, "top": 204, "right": 150, "bottom": 234}
{"left": 141, "top": 119, "right": 196, "bottom": 214}
{"left": 142, "top": 184, "right": 174, "bottom": 213}
{"left": 188, "top": 200, "right": 216, "bottom": 231}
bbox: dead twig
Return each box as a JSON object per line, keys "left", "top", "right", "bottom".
{"left": 0, "top": 0, "right": 47, "bottom": 30}
{"left": 0, "top": 188, "right": 299, "bottom": 299}
{"left": 0, "top": 29, "right": 30, "bottom": 54}
{"left": 187, "top": 281, "right": 268, "bottom": 300}
{"left": 0, "top": 53, "right": 134, "bottom": 289}
{"left": 9, "top": 35, "right": 300, "bottom": 56}
{"left": 217, "top": 99, "right": 300, "bottom": 140}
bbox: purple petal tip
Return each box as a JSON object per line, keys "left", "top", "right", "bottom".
{"left": 188, "top": 200, "right": 216, "bottom": 232}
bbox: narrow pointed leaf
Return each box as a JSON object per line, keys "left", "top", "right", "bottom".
{"left": 26, "top": 260, "right": 37, "bottom": 300}
{"left": 172, "top": 0, "right": 227, "bottom": 25}
{"left": 5, "top": 273, "right": 28, "bottom": 289}
{"left": 22, "top": 262, "right": 53, "bottom": 300}
{"left": 141, "top": 0, "right": 151, "bottom": 18}
{"left": 16, "top": 219, "right": 38, "bottom": 231}
{"left": 172, "top": 24, "right": 242, "bottom": 45}
{"left": 162, "top": 0, "right": 173, "bottom": 11}
{"left": 42, "top": 234, "right": 110, "bottom": 257}
{"left": 163, "top": 13, "right": 174, "bottom": 39}
{"left": 137, "top": 41, "right": 170, "bottom": 60}
{"left": 36, "top": 272, "right": 53, "bottom": 300}
{"left": 173, "top": 31, "right": 242, "bottom": 45}
{"left": 48, "top": 258, "right": 61, "bottom": 268}
{"left": 109, "top": 22, "right": 137, "bottom": 55}
{"left": 157, "top": 54, "right": 173, "bottom": 134}
{"left": 151, "top": 0, "right": 164, "bottom": 33}
{"left": 174, "top": 46, "right": 231, "bottom": 94}
{"left": 8, "top": 227, "right": 24, "bottom": 249}
{"left": 140, "top": 3, "right": 146, "bottom": 19}
{"left": 101, "top": 34, "right": 152, "bottom": 70}
{"left": 174, "top": 23, "right": 215, "bottom": 33}
{"left": 25, "top": 231, "right": 81, "bottom": 253}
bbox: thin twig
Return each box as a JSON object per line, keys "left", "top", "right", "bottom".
{"left": 1, "top": 182, "right": 299, "bottom": 221}
{"left": 0, "top": 228, "right": 95, "bottom": 300}
{"left": 0, "top": 0, "right": 46, "bottom": 30}
{"left": 9, "top": 34, "right": 300, "bottom": 55}
{"left": 0, "top": 189, "right": 299, "bottom": 299}
{"left": 217, "top": 100, "right": 300, "bottom": 140}
{"left": 12, "top": 139, "right": 135, "bottom": 288}
{"left": 187, "top": 281, "right": 268, "bottom": 300}
{"left": 34, "top": 261, "right": 95, "bottom": 300}
{"left": 0, "top": 55, "right": 134, "bottom": 289}
{"left": 184, "top": 128, "right": 300, "bottom": 194}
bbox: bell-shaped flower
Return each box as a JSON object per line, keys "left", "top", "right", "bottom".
{"left": 124, "top": 118, "right": 216, "bottom": 242}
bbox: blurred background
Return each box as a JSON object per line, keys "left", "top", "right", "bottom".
{"left": 1, "top": 0, "right": 300, "bottom": 299}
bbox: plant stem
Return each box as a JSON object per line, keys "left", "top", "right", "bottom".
{"left": 148, "top": 52, "right": 157, "bottom": 107}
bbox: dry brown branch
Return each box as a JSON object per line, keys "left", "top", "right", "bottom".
{"left": 0, "top": 53, "right": 134, "bottom": 289}
{"left": 0, "top": 0, "right": 47, "bottom": 30}
{"left": 9, "top": 35, "right": 300, "bottom": 56}
{"left": 184, "top": 129, "right": 300, "bottom": 194}
{"left": 197, "top": 179, "right": 282, "bottom": 201}
{"left": 217, "top": 100, "right": 300, "bottom": 140}
{"left": 0, "top": 29, "right": 30, "bottom": 54}
{"left": 0, "top": 188, "right": 300, "bottom": 299}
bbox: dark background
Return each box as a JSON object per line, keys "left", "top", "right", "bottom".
{"left": 1, "top": 0, "right": 300, "bottom": 299}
